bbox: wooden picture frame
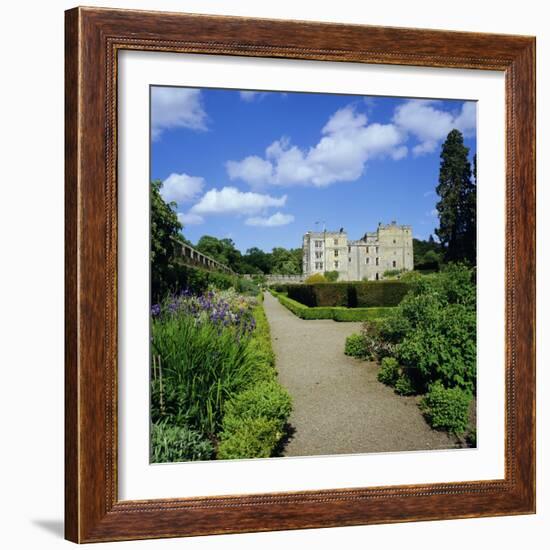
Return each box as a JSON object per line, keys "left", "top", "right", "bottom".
{"left": 65, "top": 6, "right": 536, "bottom": 543}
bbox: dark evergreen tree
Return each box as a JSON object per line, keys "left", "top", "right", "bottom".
{"left": 435, "top": 130, "right": 476, "bottom": 265}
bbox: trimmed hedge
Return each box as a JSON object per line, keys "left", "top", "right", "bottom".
{"left": 273, "top": 291, "right": 393, "bottom": 322}
{"left": 286, "top": 281, "right": 410, "bottom": 308}
{"left": 352, "top": 281, "right": 411, "bottom": 307}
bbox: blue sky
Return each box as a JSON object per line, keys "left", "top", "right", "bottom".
{"left": 151, "top": 86, "right": 477, "bottom": 252}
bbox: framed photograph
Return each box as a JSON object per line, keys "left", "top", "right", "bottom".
{"left": 65, "top": 6, "right": 535, "bottom": 543}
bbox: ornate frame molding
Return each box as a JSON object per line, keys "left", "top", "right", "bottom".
{"left": 65, "top": 7, "right": 535, "bottom": 542}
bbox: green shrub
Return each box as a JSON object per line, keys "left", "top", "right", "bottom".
{"left": 222, "top": 381, "right": 292, "bottom": 430}
{"left": 377, "top": 357, "right": 400, "bottom": 386}
{"left": 420, "top": 382, "right": 473, "bottom": 435}
{"left": 378, "top": 264, "right": 477, "bottom": 394}
{"left": 324, "top": 270, "right": 340, "bottom": 282}
{"left": 217, "top": 381, "right": 291, "bottom": 460}
{"left": 151, "top": 422, "right": 214, "bottom": 463}
{"left": 344, "top": 333, "right": 368, "bottom": 358}
{"left": 383, "top": 269, "right": 404, "bottom": 279}
{"left": 305, "top": 273, "right": 327, "bottom": 284}
{"left": 217, "top": 417, "right": 283, "bottom": 460}
{"left": 357, "top": 321, "right": 396, "bottom": 360}
{"left": 394, "top": 374, "right": 416, "bottom": 395}
{"left": 396, "top": 301, "right": 476, "bottom": 392}
{"left": 216, "top": 303, "right": 292, "bottom": 460}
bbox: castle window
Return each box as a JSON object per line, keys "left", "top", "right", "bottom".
{"left": 392, "top": 260, "right": 397, "bottom": 268}
{"left": 334, "top": 250, "right": 339, "bottom": 257}
{"left": 366, "top": 246, "right": 369, "bottom": 253}
{"left": 348, "top": 246, "right": 351, "bottom": 253}
{"left": 376, "top": 257, "right": 379, "bottom": 266}
{"left": 315, "top": 240, "right": 323, "bottom": 248}
{"left": 376, "top": 273, "right": 379, "bottom": 280}
{"left": 376, "top": 246, "right": 379, "bottom": 253}
{"left": 366, "top": 258, "right": 370, "bottom": 265}
{"left": 315, "top": 252, "right": 322, "bottom": 259}
{"left": 348, "top": 257, "right": 352, "bottom": 262}
{"left": 334, "top": 261, "right": 339, "bottom": 268}
{"left": 393, "top": 239, "right": 396, "bottom": 244}
{"left": 334, "top": 238, "right": 339, "bottom": 245}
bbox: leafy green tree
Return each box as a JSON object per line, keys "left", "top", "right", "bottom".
{"left": 271, "top": 247, "right": 301, "bottom": 275}
{"left": 244, "top": 247, "right": 273, "bottom": 274}
{"left": 413, "top": 236, "right": 442, "bottom": 269}
{"left": 435, "top": 129, "right": 476, "bottom": 265}
{"left": 195, "top": 235, "right": 245, "bottom": 272}
{"left": 150, "top": 180, "right": 183, "bottom": 301}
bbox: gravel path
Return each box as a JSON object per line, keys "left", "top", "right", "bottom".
{"left": 263, "top": 292, "right": 456, "bottom": 457}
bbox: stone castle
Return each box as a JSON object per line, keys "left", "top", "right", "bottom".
{"left": 302, "top": 222, "right": 413, "bottom": 281}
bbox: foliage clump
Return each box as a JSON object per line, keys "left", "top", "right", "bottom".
{"left": 420, "top": 382, "right": 472, "bottom": 435}
{"left": 345, "top": 333, "right": 369, "bottom": 359}
{"left": 150, "top": 422, "right": 214, "bottom": 463}
{"left": 377, "top": 357, "right": 400, "bottom": 386}
{"left": 305, "top": 273, "right": 327, "bottom": 284}
{"left": 344, "top": 263, "right": 476, "bottom": 440}
{"left": 324, "top": 270, "right": 340, "bottom": 282}
{"left": 217, "top": 381, "right": 291, "bottom": 460}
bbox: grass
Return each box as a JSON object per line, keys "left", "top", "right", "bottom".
{"left": 271, "top": 290, "right": 394, "bottom": 322}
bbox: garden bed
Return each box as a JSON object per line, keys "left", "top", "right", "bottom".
{"left": 151, "top": 290, "right": 291, "bottom": 462}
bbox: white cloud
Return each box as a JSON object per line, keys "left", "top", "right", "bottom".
{"left": 151, "top": 87, "right": 207, "bottom": 140}
{"left": 226, "top": 156, "right": 273, "bottom": 186}
{"left": 225, "top": 99, "right": 476, "bottom": 187}
{"left": 190, "top": 186, "right": 287, "bottom": 215}
{"left": 227, "top": 106, "right": 406, "bottom": 188}
{"left": 454, "top": 101, "right": 477, "bottom": 136}
{"left": 391, "top": 146, "right": 408, "bottom": 160}
{"left": 245, "top": 212, "right": 295, "bottom": 227}
{"left": 177, "top": 212, "right": 204, "bottom": 225}
{"left": 322, "top": 107, "right": 367, "bottom": 134}
{"left": 160, "top": 173, "right": 205, "bottom": 206}
{"left": 239, "top": 91, "right": 262, "bottom": 102}
{"left": 393, "top": 99, "right": 476, "bottom": 156}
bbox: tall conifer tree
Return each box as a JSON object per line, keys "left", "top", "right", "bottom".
{"left": 435, "top": 130, "right": 476, "bottom": 265}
